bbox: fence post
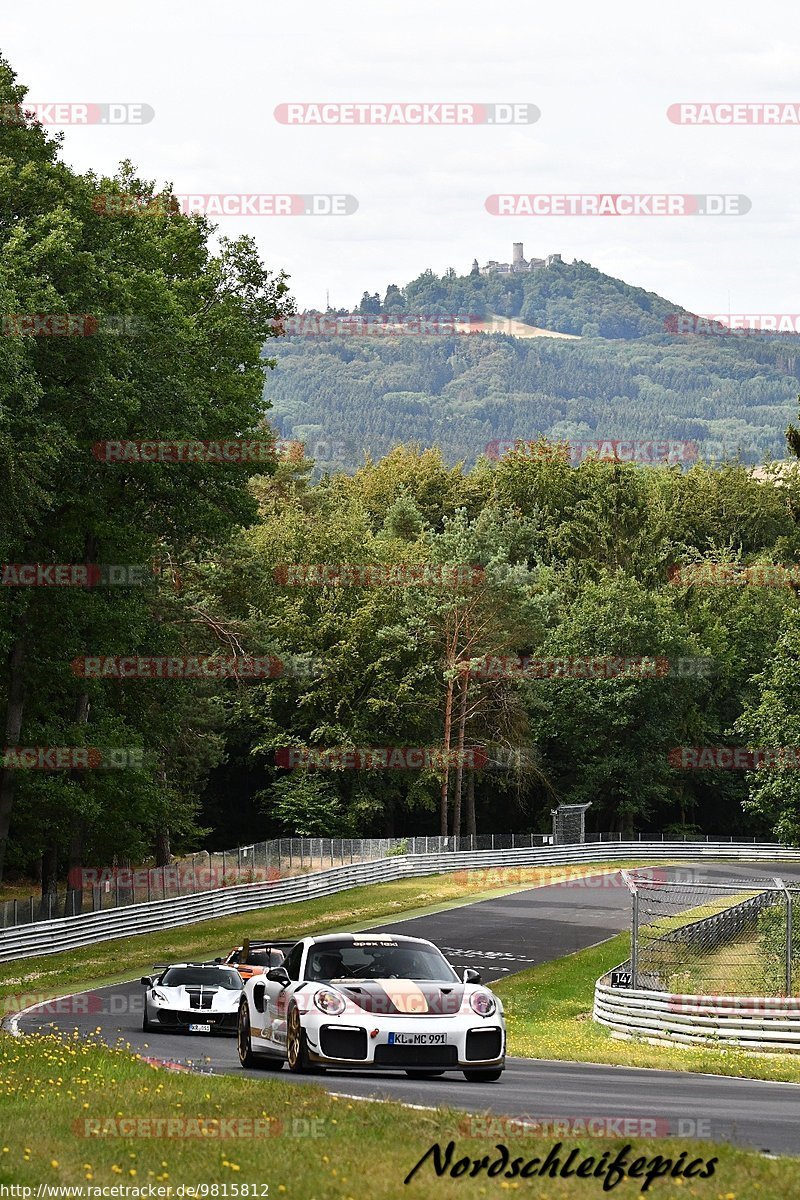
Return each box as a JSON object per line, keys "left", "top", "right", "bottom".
{"left": 790, "top": 893, "right": 795, "bottom": 996}
{"left": 622, "top": 871, "right": 638, "bottom": 988}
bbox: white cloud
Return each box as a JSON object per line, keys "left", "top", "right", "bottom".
{"left": 4, "top": 0, "right": 800, "bottom": 312}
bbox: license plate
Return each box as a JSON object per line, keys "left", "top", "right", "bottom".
{"left": 189, "top": 1023, "right": 212, "bottom": 1033}
{"left": 388, "top": 1032, "right": 446, "bottom": 1045}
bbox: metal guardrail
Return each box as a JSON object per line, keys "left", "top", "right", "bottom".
{"left": 1, "top": 831, "right": 781, "bottom": 929}
{"left": 593, "top": 982, "right": 800, "bottom": 1053}
{"left": 1, "top": 840, "right": 798, "bottom": 964}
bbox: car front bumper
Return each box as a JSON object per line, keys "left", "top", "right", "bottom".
{"left": 303, "top": 1014, "right": 505, "bottom": 1070}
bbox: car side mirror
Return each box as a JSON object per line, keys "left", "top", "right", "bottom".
{"left": 252, "top": 981, "right": 266, "bottom": 1013}
{"left": 140, "top": 977, "right": 152, "bottom": 987}
{"left": 214, "top": 957, "right": 223, "bottom": 964}
{"left": 463, "top": 968, "right": 482, "bottom": 985}
{"left": 266, "top": 966, "right": 291, "bottom": 987}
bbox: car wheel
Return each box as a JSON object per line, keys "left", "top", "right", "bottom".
{"left": 463, "top": 1068, "right": 503, "bottom": 1082}
{"left": 405, "top": 1070, "right": 445, "bottom": 1079}
{"left": 237, "top": 1000, "right": 280, "bottom": 1070}
{"left": 142, "top": 1003, "right": 152, "bottom": 1033}
{"left": 286, "top": 1003, "right": 314, "bottom": 1074}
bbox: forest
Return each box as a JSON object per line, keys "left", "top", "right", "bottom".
{"left": 267, "top": 262, "right": 800, "bottom": 474}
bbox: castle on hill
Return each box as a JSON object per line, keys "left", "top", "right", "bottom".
{"left": 474, "top": 243, "right": 563, "bottom": 276}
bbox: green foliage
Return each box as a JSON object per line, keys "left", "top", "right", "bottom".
{"left": 266, "top": 261, "right": 799, "bottom": 474}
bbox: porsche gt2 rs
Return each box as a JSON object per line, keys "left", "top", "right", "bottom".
{"left": 237, "top": 932, "right": 505, "bottom": 1080}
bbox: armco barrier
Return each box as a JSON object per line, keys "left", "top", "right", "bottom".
{"left": 1, "top": 841, "right": 799, "bottom": 964}
{"left": 593, "top": 981, "right": 800, "bottom": 1053}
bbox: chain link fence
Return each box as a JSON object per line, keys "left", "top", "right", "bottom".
{"left": 0, "top": 831, "right": 560, "bottom": 928}
{"left": 623, "top": 872, "right": 800, "bottom": 996}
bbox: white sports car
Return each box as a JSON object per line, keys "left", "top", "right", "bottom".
{"left": 236, "top": 932, "right": 505, "bottom": 1080}
{"left": 140, "top": 963, "right": 243, "bottom": 1034}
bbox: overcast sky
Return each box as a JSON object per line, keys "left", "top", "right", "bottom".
{"left": 4, "top": 1, "right": 800, "bottom": 313}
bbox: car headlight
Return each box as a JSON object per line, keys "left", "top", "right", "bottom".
{"left": 469, "top": 991, "right": 497, "bottom": 1016}
{"left": 151, "top": 989, "right": 167, "bottom": 1002}
{"left": 313, "top": 988, "right": 346, "bottom": 1016}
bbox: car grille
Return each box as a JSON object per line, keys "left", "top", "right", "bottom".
{"left": 319, "top": 1026, "right": 368, "bottom": 1060}
{"left": 373, "top": 1044, "right": 458, "bottom": 1068}
{"left": 465, "top": 1027, "right": 503, "bottom": 1061}
{"left": 155, "top": 1010, "right": 236, "bottom": 1030}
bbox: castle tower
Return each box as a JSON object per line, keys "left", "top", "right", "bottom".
{"left": 512, "top": 242, "right": 525, "bottom": 266}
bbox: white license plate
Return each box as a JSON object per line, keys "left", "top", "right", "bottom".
{"left": 189, "top": 1023, "right": 212, "bottom": 1032}
{"left": 388, "top": 1032, "right": 447, "bottom": 1045}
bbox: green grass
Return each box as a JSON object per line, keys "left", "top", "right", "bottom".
{"left": 0, "top": 1032, "right": 796, "bottom": 1196}
{"left": 494, "top": 933, "right": 800, "bottom": 1083}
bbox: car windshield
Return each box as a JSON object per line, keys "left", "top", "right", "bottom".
{"left": 245, "top": 948, "right": 285, "bottom": 967}
{"left": 305, "top": 939, "right": 459, "bottom": 982}
{"left": 160, "top": 967, "right": 243, "bottom": 990}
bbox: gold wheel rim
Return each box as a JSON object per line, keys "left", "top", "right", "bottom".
{"left": 287, "top": 1008, "right": 301, "bottom": 1067}
{"left": 237, "top": 1005, "right": 249, "bottom": 1061}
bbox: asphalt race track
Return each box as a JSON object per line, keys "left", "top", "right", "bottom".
{"left": 14, "top": 861, "right": 800, "bottom": 1156}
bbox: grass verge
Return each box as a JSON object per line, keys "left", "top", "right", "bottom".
{"left": 0, "top": 1032, "right": 795, "bottom": 1196}
{"left": 494, "top": 933, "right": 800, "bottom": 1083}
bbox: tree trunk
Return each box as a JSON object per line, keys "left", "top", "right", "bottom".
{"left": 63, "top": 683, "right": 91, "bottom": 917}
{"left": 0, "top": 622, "right": 27, "bottom": 881}
{"left": 155, "top": 827, "right": 171, "bottom": 867}
{"left": 439, "top": 675, "right": 455, "bottom": 836}
{"left": 64, "top": 823, "right": 86, "bottom": 916}
{"left": 452, "top": 675, "right": 469, "bottom": 839}
{"left": 41, "top": 846, "right": 58, "bottom": 897}
{"left": 466, "top": 767, "right": 476, "bottom": 837}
